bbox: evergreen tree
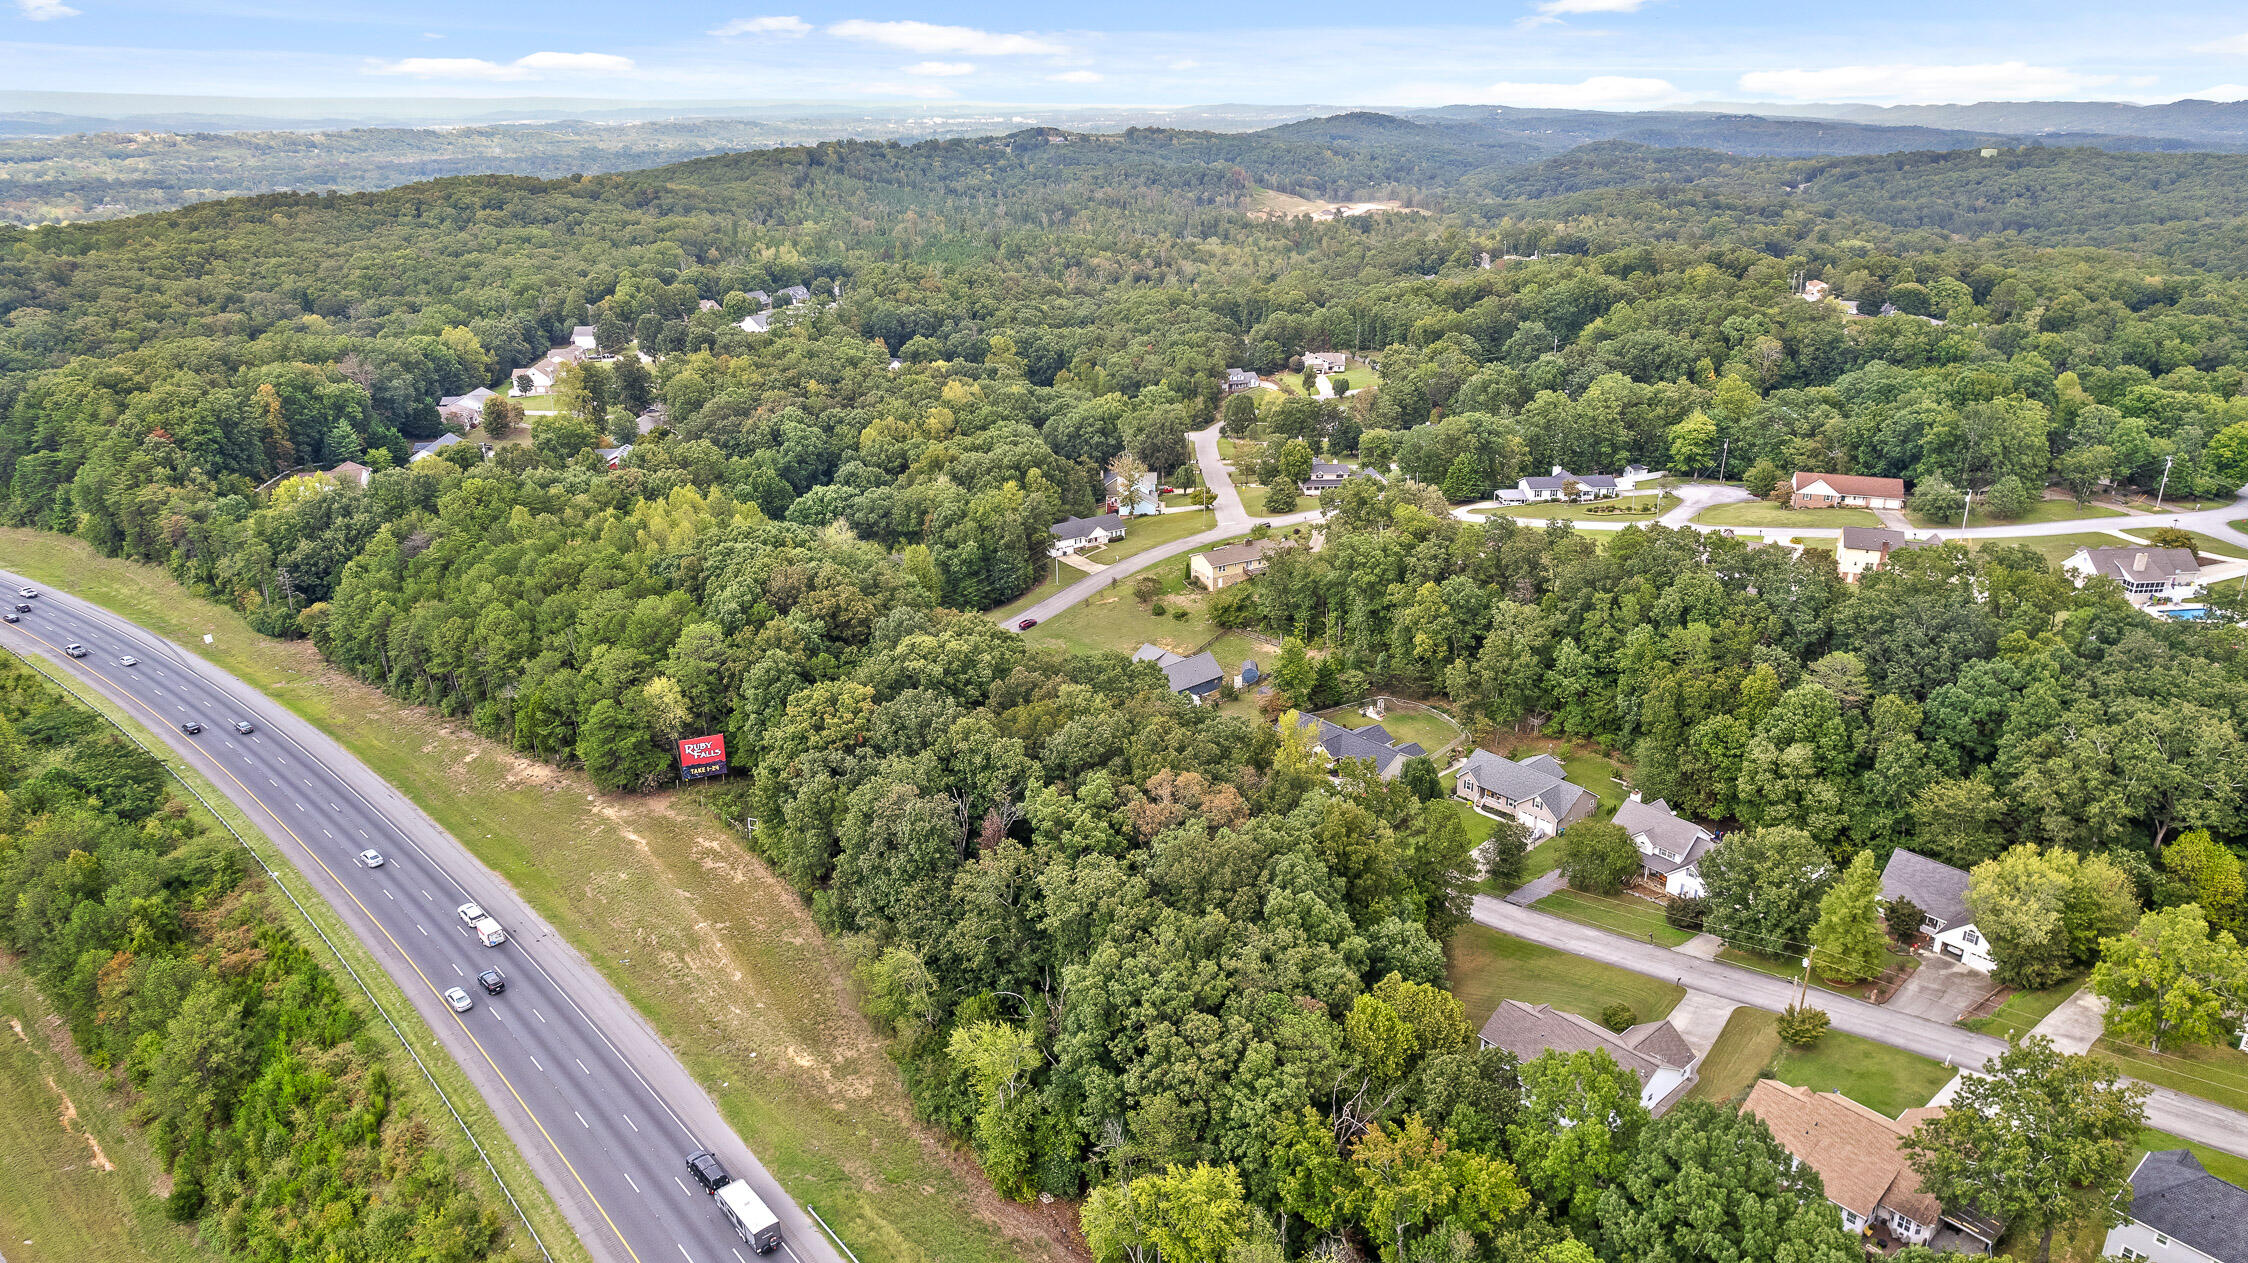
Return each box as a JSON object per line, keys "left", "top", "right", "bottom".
{"left": 1808, "top": 851, "right": 1887, "bottom": 981}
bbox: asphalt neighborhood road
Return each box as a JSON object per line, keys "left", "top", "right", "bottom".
{"left": 0, "top": 571, "right": 843, "bottom": 1263}
{"left": 1471, "top": 895, "right": 2248, "bottom": 1159}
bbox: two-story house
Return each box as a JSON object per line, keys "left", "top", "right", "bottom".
{"left": 1192, "top": 538, "right": 1280, "bottom": 590}
{"left": 1879, "top": 848, "right": 1996, "bottom": 973}
{"left": 1836, "top": 527, "right": 1944, "bottom": 582}
{"left": 1454, "top": 750, "right": 1596, "bottom": 838}
{"left": 1612, "top": 792, "right": 1717, "bottom": 897}
{"left": 2106, "top": 1149, "right": 2248, "bottom": 1263}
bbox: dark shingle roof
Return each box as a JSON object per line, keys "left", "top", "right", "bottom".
{"left": 2075, "top": 546, "right": 2201, "bottom": 584}
{"left": 1879, "top": 848, "right": 1972, "bottom": 930}
{"left": 1613, "top": 797, "right": 1714, "bottom": 871}
{"left": 1457, "top": 749, "right": 1590, "bottom": 818}
{"left": 1839, "top": 527, "right": 1942, "bottom": 553}
{"left": 2130, "top": 1150, "right": 2248, "bottom": 1262}
{"left": 1051, "top": 513, "right": 1126, "bottom": 539}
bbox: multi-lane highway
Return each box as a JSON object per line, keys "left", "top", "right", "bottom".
{"left": 0, "top": 572, "right": 844, "bottom": 1263}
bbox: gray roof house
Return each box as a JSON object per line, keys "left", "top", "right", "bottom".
{"left": 1879, "top": 848, "right": 1995, "bottom": 973}
{"left": 1837, "top": 527, "right": 1944, "bottom": 581}
{"left": 2064, "top": 545, "right": 2203, "bottom": 607}
{"left": 1048, "top": 513, "right": 1128, "bottom": 556}
{"left": 437, "top": 385, "right": 494, "bottom": 423}
{"left": 1133, "top": 644, "right": 1224, "bottom": 703}
{"left": 410, "top": 432, "right": 464, "bottom": 461}
{"left": 779, "top": 284, "right": 814, "bottom": 305}
{"left": 1288, "top": 713, "right": 1427, "bottom": 780}
{"left": 1613, "top": 793, "right": 1717, "bottom": 897}
{"left": 744, "top": 289, "right": 770, "bottom": 308}
{"left": 2105, "top": 1149, "right": 2248, "bottom": 1263}
{"left": 1301, "top": 461, "right": 1366, "bottom": 494}
{"left": 570, "top": 324, "right": 598, "bottom": 348}
{"left": 1478, "top": 1000, "right": 1698, "bottom": 1115}
{"left": 1520, "top": 469, "right": 1620, "bottom": 501}
{"left": 1223, "top": 368, "right": 1261, "bottom": 394}
{"left": 1454, "top": 749, "right": 1597, "bottom": 837}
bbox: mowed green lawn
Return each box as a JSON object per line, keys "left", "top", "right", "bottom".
{"left": 1446, "top": 923, "right": 1683, "bottom": 1031}
{"left": 1694, "top": 502, "right": 1880, "bottom": 528}
{"left": 1687, "top": 1007, "right": 1955, "bottom": 1116}
{"left": 2094, "top": 1037, "right": 2248, "bottom": 1115}
{"left": 1479, "top": 493, "right": 1675, "bottom": 521}
{"left": 1088, "top": 511, "right": 1216, "bottom": 564}
{"left": 1959, "top": 976, "right": 2082, "bottom": 1039}
{"left": 1320, "top": 704, "right": 1461, "bottom": 755}
{"left": 1981, "top": 530, "right": 2141, "bottom": 565}
{"left": 1905, "top": 498, "right": 2124, "bottom": 530}
{"left": 1533, "top": 887, "right": 1695, "bottom": 948}
{"left": 1022, "top": 569, "right": 1216, "bottom": 658}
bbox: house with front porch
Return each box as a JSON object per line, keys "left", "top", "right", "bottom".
{"left": 1612, "top": 792, "right": 1716, "bottom": 897}
{"left": 1744, "top": 1081, "right": 1999, "bottom": 1254}
{"left": 1048, "top": 513, "right": 1127, "bottom": 557}
{"left": 1453, "top": 749, "right": 1596, "bottom": 838}
{"left": 1790, "top": 471, "right": 1906, "bottom": 510}
{"left": 1879, "top": 848, "right": 1995, "bottom": 973}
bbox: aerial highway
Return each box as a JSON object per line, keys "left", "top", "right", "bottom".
{"left": 0, "top": 571, "right": 843, "bottom": 1263}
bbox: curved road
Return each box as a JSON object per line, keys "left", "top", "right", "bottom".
{"left": 0, "top": 572, "right": 842, "bottom": 1263}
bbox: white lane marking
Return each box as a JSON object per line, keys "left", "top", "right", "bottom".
{"left": 530, "top": 1055, "right": 544, "bottom": 1072}
{"left": 383, "top": 890, "right": 393, "bottom": 901}
{"left": 575, "top": 1111, "right": 589, "bottom": 1129}
{"left": 267, "top": 778, "right": 278, "bottom": 786}
{"left": 421, "top": 890, "right": 432, "bottom": 900}
{"left": 624, "top": 1172, "right": 641, "bottom": 1194}
{"left": 734, "top": 1250, "right": 748, "bottom": 1263}
{"left": 358, "top": 830, "right": 368, "bottom": 839}
{"left": 623, "top": 1114, "right": 639, "bottom": 1133}
{"left": 416, "top": 924, "right": 428, "bottom": 937}
{"left": 452, "top": 963, "right": 463, "bottom": 977}
{"left": 576, "top": 1058, "right": 590, "bottom": 1074}
{"left": 677, "top": 1246, "right": 693, "bottom": 1263}
{"left": 533, "top": 1009, "right": 545, "bottom": 1024}
{"left": 322, "top": 829, "right": 331, "bottom": 838}
{"left": 674, "top": 1177, "right": 691, "bottom": 1195}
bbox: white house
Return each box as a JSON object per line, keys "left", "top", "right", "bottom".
{"left": 1836, "top": 527, "right": 1944, "bottom": 582}
{"left": 1790, "top": 471, "right": 1906, "bottom": 510}
{"left": 570, "top": 324, "right": 598, "bottom": 350}
{"left": 1803, "top": 279, "right": 1832, "bottom": 301}
{"left": 1223, "top": 368, "right": 1261, "bottom": 394}
{"left": 2064, "top": 545, "right": 2203, "bottom": 607}
{"left": 1879, "top": 848, "right": 1995, "bottom": 973}
{"left": 1612, "top": 792, "right": 1716, "bottom": 897}
{"left": 2106, "top": 1149, "right": 2248, "bottom": 1263}
{"left": 1304, "top": 351, "right": 1348, "bottom": 374}
{"left": 779, "top": 284, "right": 813, "bottom": 306}
{"left": 1048, "top": 513, "right": 1127, "bottom": 557}
{"left": 596, "top": 444, "right": 633, "bottom": 469}
{"left": 1479, "top": 1000, "right": 1698, "bottom": 1116}
{"left": 738, "top": 311, "right": 771, "bottom": 334}
{"left": 1105, "top": 470, "right": 1161, "bottom": 516}
{"left": 437, "top": 385, "right": 494, "bottom": 427}
{"left": 1515, "top": 466, "right": 1661, "bottom": 502}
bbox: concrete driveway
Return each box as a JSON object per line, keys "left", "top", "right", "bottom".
{"left": 1883, "top": 952, "right": 2000, "bottom": 1023}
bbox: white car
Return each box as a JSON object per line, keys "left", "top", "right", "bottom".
{"left": 456, "top": 902, "right": 486, "bottom": 927}
{"left": 443, "top": 987, "right": 474, "bottom": 1013}
{"left": 358, "top": 849, "right": 385, "bottom": 868}
{"left": 17, "top": 587, "right": 35, "bottom": 598}
{"left": 119, "top": 655, "right": 137, "bottom": 667}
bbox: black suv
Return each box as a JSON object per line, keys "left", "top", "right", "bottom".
{"left": 686, "top": 1149, "right": 730, "bottom": 1194}
{"left": 477, "top": 969, "right": 506, "bottom": 995}
{"left": 180, "top": 721, "right": 203, "bottom": 734}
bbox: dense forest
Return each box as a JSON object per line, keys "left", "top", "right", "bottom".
{"left": 3, "top": 121, "right": 2248, "bottom": 1260}
{"left": 0, "top": 653, "right": 517, "bottom": 1261}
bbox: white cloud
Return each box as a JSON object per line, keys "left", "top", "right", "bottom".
{"left": 1535, "top": 0, "right": 1651, "bottom": 13}
{"left": 1479, "top": 75, "right": 1684, "bottom": 109}
{"left": 826, "top": 19, "right": 1064, "bottom": 57}
{"left": 2185, "top": 83, "right": 2248, "bottom": 101}
{"left": 2198, "top": 31, "right": 2248, "bottom": 54}
{"left": 366, "top": 51, "right": 635, "bottom": 80}
{"left": 710, "top": 15, "right": 811, "bottom": 38}
{"left": 16, "top": 0, "right": 79, "bottom": 19}
{"left": 1737, "top": 61, "right": 2112, "bottom": 104}
{"left": 1169, "top": 59, "right": 1200, "bottom": 71}
{"left": 1048, "top": 69, "right": 1102, "bottom": 84}
{"left": 905, "top": 60, "right": 974, "bottom": 76}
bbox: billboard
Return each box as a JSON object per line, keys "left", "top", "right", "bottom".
{"left": 676, "top": 734, "right": 729, "bottom": 781}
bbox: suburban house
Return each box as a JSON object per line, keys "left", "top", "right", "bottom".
{"left": 1790, "top": 471, "right": 1907, "bottom": 510}
{"left": 409, "top": 432, "right": 463, "bottom": 461}
{"left": 1515, "top": 466, "right": 1661, "bottom": 502}
{"left": 1613, "top": 792, "right": 1717, "bottom": 897}
{"left": 1454, "top": 749, "right": 1597, "bottom": 838}
{"left": 1744, "top": 1082, "right": 2000, "bottom": 1254}
{"left": 1836, "top": 527, "right": 1944, "bottom": 582}
{"left": 596, "top": 444, "right": 633, "bottom": 469}
{"left": 779, "top": 284, "right": 814, "bottom": 306}
{"left": 2064, "top": 545, "right": 2204, "bottom": 607}
{"left": 1477, "top": 1000, "right": 1698, "bottom": 1116}
{"left": 1133, "top": 644, "right": 1224, "bottom": 704}
{"left": 1288, "top": 713, "right": 1426, "bottom": 780}
{"left": 2106, "top": 1149, "right": 2248, "bottom": 1263}
{"left": 1301, "top": 460, "right": 1367, "bottom": 494}
{"left": 1223, "top": 368, "right": 1262, "bottom": 394}
{"left": 328, "top": 460, "right": 372, "bottom": 487}
{"left": 1192, "top": 538, "right": 1282, "bottom": 590}
{"left": 570, "top": 324, "right": 598, "bottom": 350}
{"left": 697, "top": 298, "right": 720, "bottom": 312}
{"left": 738, "top": 311, "right": 772, "bottom": 334}
{"left": 744, "top": 289, "right": 770, "bottom": 309}
{"left": 1104, "top": 470, "right": 1162, "bottom": 516}
{"left": 437, "top": 385, "right": 494, "bottom": 426}
{"left": 1879, "top": 848, "right": 1995, "bottom": 973}
{"left": 1304, "top": 351, "right": 1348, "bottom": 374}
{"left": 1047, "top": 513, "right": 1128, "bottom": 557}
{"left": 1803, "top": 279, "right": 1832, "bottom": 301}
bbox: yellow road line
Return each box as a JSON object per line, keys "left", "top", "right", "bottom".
{"left": 15, "top": 626, "right": 645, "bottom": 1263}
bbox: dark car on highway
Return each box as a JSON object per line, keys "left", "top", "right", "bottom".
{"left": 180, "top": 721, "right": 202, "bottom": 734}
{"left": 11, "top": 603, "right": 27, "bottom": 613}
{"left": 477, "top": 968, "right": 506, "bottom": 995}
{"left": 686, "top": 1149, "right": 730, "bottom": 1194}
{"left": 234, "top": 720, "right": 255, "bottom": 734}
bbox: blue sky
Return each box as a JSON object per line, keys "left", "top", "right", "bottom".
{"left": 6, "top": 0, "right": 2248, "bottom": 109}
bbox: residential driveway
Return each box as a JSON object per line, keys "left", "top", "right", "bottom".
{"left": 1505, "top": 869, "right": 1565, "bottom": 907}
{"left": 1665, "top": 990, "right": 1740, "bottom": 1059}
{"left": 1873, "top": 507, "right": 1912, "bottom": 529}
{"left": 1884, "top": 953, "right": 1999, "bottom": 1023}
{"left": 1660, "top": 481, "right": 1755, "bottom": 527}
{"left": 2026, "top": 985, "right": 2105, "bottom": 1054}
{"left": 1675, "top": 933, "right": 1724, "bottom": 961}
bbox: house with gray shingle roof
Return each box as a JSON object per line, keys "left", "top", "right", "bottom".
{"left": 2107, "top": 1149, "right": 2248, "bottom": 1263}
{"left": 1836, "top": 527, "right": 1943, "bottom": 582}
{"left": 1454, "top": 749, "right": 1596, "bottom": 838}
{"left": 1288, "top": 713, "right": 1426, "bottom": 780}
{"left": 2064, "top": 545, "right": 2203, "bottom": 607}
{"left": 1477, "top": 1000, "right": 1698, "bottom": 1115}
{"left": 1613, "top": 792, "right": 1717, "bottom": 897}
{"left": 1048, "top": 513, "right": 1127, "bottom": 557}
{"left": 1133, "top": 644, "right": 1224, "bottom": 703}
{"left": 1879, "top": 848, "right": 1994, "bottom": 973}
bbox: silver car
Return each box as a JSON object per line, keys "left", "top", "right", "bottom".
{"left": 358, "top": 849, "right": 385, "bottom": 868}
{"left": 443, "top": 987, "right": 474, "bottom": 1013}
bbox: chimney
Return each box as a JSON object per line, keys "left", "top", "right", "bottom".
{"left": 1628, "top": 790, "right": 1643, "bottom": 803}
{"left": 2135, "top": 552, "right": 2148, "bottom": 572}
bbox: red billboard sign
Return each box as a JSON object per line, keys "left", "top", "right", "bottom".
{"left": 676, "top": 734, "right": 729, "bottom": 781}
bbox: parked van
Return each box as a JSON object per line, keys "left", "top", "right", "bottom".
{"left": 714, "top": 1180, "right": 781, "bottom": 1254}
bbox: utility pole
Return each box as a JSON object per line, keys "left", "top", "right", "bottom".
{"left": 1718, "top": 437, "right": 1731, "bottom": 483}
{"left": 1961, "top": 486, "right": 1972, "bottom": 533}
{"left": 2155, "top": 454, "right": 2175, "bottom": 512}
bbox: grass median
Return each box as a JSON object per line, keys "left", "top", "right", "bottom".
{"left": 0, "top": 528, "right": 1068, "bottom": 1263}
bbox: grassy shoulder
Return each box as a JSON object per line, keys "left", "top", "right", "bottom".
{"left": 0, "top": 958, "right": 207, "bottom": 1263}
{"left": 1905, "top": 498, "right": 2125, "bottom": 530}
{"left": 1693, "top": 502, "right": 1880, "bottom": 528}
{"left": 2094, "top": 1036, "right": 2248, "bottom": 1116}
{"left": 15, "top": 648, "right": 583, "bottom": 1263}
{"left": 1477, "top": 493, "right": 1675, "bottom": 522}
{"left": 0, "top": 528, "right": 1067, "bottom": 1263}
{"left": 1532, "top": 887, "right": 1694, "bottom": 948}
{"left": 1959, "top": 976, "right": 2082, "bottom": 1039}
{"left": 1686, "top": 1007, "right": 1955, "bottom": 1116}
{"left": 1445, "top": 923, "right": 1684, "bottom": 1031}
